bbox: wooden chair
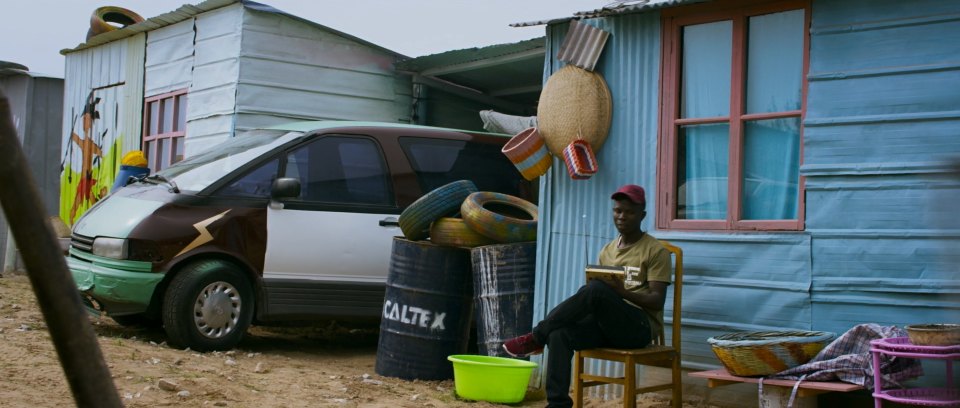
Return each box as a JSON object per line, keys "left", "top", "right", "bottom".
{"left": 573, "top": 240, "right": 683, "bottom": 408}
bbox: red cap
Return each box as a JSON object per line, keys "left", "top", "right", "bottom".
{"left": 611, "top": 184, "right": 646, "bottom": 206}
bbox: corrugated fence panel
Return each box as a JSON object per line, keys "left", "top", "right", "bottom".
{"left": 186, "top": 4, "right": 243, "bottom": 155}
{"left": 806, "top": 0, "right": 960, "bottom": 340}
{"left": 233, "top": 7, "right": 410, "bottom": 134}
{"left": 533, "top": 11, "right": 665, "bottom": 389}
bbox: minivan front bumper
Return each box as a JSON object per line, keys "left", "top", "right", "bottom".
{"left": 66, "top": 250, "right": 162, "bottom": 316}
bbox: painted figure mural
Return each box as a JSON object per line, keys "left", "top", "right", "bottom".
{"left": 61, "top": 88, "right": 124, "bottom": 225}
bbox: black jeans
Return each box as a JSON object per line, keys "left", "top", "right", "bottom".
{"left": 533, "top": 279, "right": 652, "bottom": 408}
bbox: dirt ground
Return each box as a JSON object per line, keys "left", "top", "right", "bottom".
{"left": 0, "top": 274, "right": 715, "bottom": 408}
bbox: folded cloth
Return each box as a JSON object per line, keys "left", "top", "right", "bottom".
{"left": 770, "top": 323, "right": 923, "bottom": 391}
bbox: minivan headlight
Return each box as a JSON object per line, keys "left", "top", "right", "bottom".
{"left": 92, "top": 237, "right": 128, "bottom": 259}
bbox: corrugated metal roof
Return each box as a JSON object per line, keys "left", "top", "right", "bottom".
{"left": 556, "top": 20, "right": 609, "bottom": 71}
{"left": 61, "top": 0, "right": 405, "bottom": 58}
{"left": 395, "top": 37, "right": 545, "bottom": 73}
{"left": 511, "top": 0, "right": 711, "bottom": 27}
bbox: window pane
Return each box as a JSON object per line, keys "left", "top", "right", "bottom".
{"left": 176, "top": 94, "right": 187, "bottom": 132}
{"left": 218, "top": 158, "right": 279, "bottom": 198}
{"left": 162, "top": 98, "right": 174, "bottom": 134}
{"left": 677, "top": 123, "right": 728, "bottom": 220}
{"left": 338, "top": 140, "right": 391, "bottom": 205}
{"left": 148, "top": 101, "right": 159, "bottom": 136}
{"left": 682, "top": 21, "right": 732, "bottom": 118}
{"left": 146, "top": 140, "right": 157, "bottom": 169}
{"left": 742, "top": 118, "right": 800, "bottom": 220}
{"left": 160, "top": 138, "right": 171, "bottom": 170}
{"left": 398, "top": 137, "right": 526, "bottom": 197}
{"left": 746, "top": 10, "right": 804, "bottom": 114}
{"left": 173, "top": 137, "right": 185, "bottom": 164}
{"left": 288, "top": 136, "right": 392, "bottom": 205}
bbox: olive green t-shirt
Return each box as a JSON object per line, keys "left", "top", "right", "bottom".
{"left": 597, "top": 233, "right": 672, "bottom": 338}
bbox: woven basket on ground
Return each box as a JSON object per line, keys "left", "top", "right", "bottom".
{"left": 707, "top": 330, "right": 835, "bottom": 377}
{"left": 537, "top": 65, "right": 613, "bottom": 157}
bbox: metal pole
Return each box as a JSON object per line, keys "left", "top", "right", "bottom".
{"left": 0, "top": 92, "right": 122, "bottom": 407}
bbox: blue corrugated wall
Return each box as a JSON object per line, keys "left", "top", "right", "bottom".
{"left": 534, "top": 0, "right": 960, "bottom": 392}
{"left": 805, "top": 0, "right": 960, "bottom": 338}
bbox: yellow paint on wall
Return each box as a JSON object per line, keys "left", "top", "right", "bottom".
{"left": 60, "top": 138, "right": 124, "bottom": 225}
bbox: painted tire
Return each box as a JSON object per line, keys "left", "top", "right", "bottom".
{"left": 162, "top": 260, "right": 253, "bottom": 351}
{"left": 399, "top": 180, "right": 478, "bottom": 241}
{"left": 461, "top": 192, "right": 538, "bottom": 243}
{"left": 87, "top": 6, "right": 145, "bottom": 41}
{"left": 429, "top": 217, "right": 497, "bottom": 248}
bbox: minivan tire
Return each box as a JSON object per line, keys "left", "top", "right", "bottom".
{"left": 399, "top": 180, "right": 477, "bottom": 241}
{"left": 162, "top": 260, "right": 253, "bottom": 351}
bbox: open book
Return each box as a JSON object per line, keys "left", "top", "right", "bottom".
{"left": 585, "top": 264, "right": 646, "bottom": 285}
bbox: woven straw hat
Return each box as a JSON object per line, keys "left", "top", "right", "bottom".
{"left": 537, "top": 65, "right": 613, "bottom": 157}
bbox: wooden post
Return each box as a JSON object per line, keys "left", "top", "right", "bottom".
{"left": 0, "top": 91, "right": 122, "bottom": 407}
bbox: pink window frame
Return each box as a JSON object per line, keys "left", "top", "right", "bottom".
{"left": 142, "top": 89, "right": 187, "bottom": 170}
{"left": 656, "top": 0, "right": 811, "bottom": 231}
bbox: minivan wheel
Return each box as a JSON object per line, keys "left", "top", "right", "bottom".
{"left": 162, "top": 260, "right": 253, "bottom": 351}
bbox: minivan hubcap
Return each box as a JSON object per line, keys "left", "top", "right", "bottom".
{"left": 194, "top": 281, "right": 241, "bottom": 338}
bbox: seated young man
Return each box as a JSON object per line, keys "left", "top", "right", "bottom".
{"left": 502, "top": 184, "right": 672, "bottom": 408}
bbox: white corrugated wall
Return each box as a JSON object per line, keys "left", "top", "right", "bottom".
{"left": 232, "top": 7, "right": 412, "bottom": 134}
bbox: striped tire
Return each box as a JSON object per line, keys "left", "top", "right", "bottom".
{"left": 430, "top": 217, "right": 497, "bottom": 248}
{"left": 461, "top": 192, "right": 538, "bottom": 243}
{"left": 399, "top": 180, "right": 478, "bottom": 241}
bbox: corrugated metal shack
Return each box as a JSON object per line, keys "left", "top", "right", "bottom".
{"left": 0, "top": 64, "right": 64, "bottom": 273}
{"left": 521, "top": 0, "right": 960, "bottom": 403}
{"left": 58, "top": 0, "right": 415, "bottom": 225}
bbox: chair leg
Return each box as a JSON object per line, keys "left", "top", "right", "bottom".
{"left": 623, "top": 356, "right": 636, "bottom": 408}
{"left": 574, "top": 351, "right": 584, "bottom": 408}
{"left": 671, "top": 357, "right": 682, "bottom": 408}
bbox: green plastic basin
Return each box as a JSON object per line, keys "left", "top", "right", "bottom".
{"left": 447, "top": 354, "right": 538, "bottom": 403}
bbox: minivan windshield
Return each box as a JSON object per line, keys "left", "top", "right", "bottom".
{"left": 155, "top": 130, "right": 303, "bottom": 192}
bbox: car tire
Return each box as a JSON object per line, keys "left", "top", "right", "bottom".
{"left": 399, "top": 180, "right": 477, "bottom": 241}
{"left": 461, "top": 192, "right": 538, "bottom": 243}
{"left": 429, "top": 217, "right": 496, "bottom": 248}
{"left": 162, "top": 260, "right": 253, "bottom": 351}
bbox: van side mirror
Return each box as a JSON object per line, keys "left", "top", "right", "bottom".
{"left": 270, "top": 178, "right": 300, "bottom": 200}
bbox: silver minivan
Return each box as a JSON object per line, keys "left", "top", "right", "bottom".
{"left": 67, "top": 121, "right": 533, "bottom": 351}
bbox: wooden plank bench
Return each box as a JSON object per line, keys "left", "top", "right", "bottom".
{"left": 689, "top": 369, "right": 864, "bottom": 408}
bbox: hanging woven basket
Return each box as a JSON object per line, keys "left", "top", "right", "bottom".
{"left": 501, "top": 127, "right": 552, "bottom": 181}
{"left": 562, "top": 139, "right": 598, "bottom": 180}
{"left": 537, "top": 65, "right": 613, "bottom": 157}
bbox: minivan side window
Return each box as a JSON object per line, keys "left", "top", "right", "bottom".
{"left": 399, "top": 137, "right": 525, "bottom": 197}
{"left": 217, "top": 158, "right": 279, "bottom": 198}
{"left": 284, "top": 136, "right": 393, "bottom": 206}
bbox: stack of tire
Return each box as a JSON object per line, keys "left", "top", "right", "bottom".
{"left": 397, "top": 180, "right": 538, "bottom": 246}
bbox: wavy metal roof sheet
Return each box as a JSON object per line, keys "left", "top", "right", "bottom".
{"left": 511, "top": 0, "right": 710, "bottom": 27}
{"left": 61, "top": 0, "right": 404, "bottom": 58}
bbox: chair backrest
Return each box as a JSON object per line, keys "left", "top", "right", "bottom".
{"left": 657, "top": 240, "right": 683, "bottom": 351}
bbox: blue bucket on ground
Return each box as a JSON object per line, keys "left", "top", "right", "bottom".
{"left": 375, "top": 237, "right": 474, "bottom": 380}
{"left": 470, "top": 242, "right": 536, "bottom": 357}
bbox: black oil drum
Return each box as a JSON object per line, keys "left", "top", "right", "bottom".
{"left": 470, "top": 241, "right": 536, "bottom": 357}
{"left": 375, "top": 237, "right": 473, "bottom": 380}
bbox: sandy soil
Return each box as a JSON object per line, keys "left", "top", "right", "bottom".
{"left": 0, "top": 274, "right": 714, "bottom": 407}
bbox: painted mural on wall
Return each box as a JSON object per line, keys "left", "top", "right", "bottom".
{"left": 60, "top": 88, "right": 124, "bottom": 225}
